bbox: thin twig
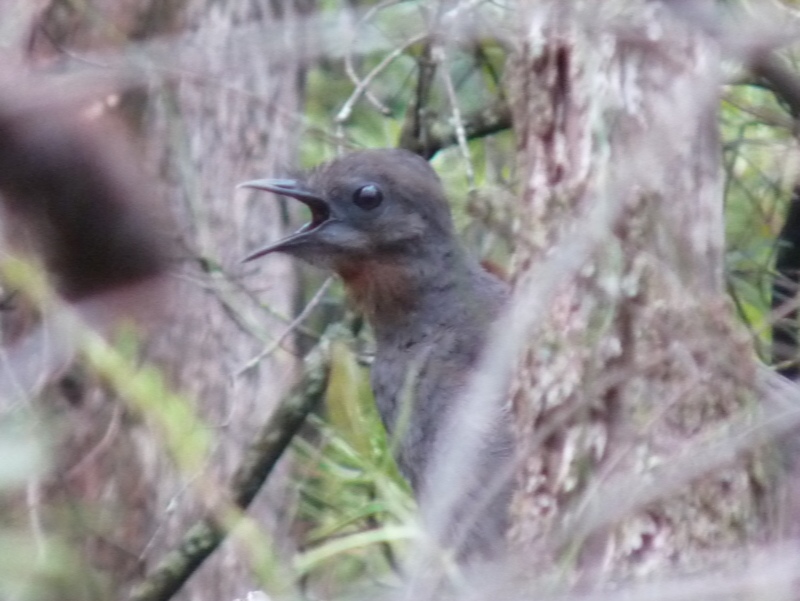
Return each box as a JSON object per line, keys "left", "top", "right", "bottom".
{"left": 65, "top": 403, "right": 123, "bottom": 480}
{"left": 26, "top": 477, "right": 45, "bottom": 559}
{"left": 436, "top": 44, "right": 476, "bottom": 188}
{"left": 335, "top": 32, "right": 428, "bottom": 132}
{"left": 342, "top": 0, "right": 401, "bottom": 116}
{"left": 236, "top": 276, "right": 333, "bottom": 377}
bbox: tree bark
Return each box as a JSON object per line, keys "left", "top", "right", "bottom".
{"left": 508, "top": 1, "right": 772, "bottom": 582}
{"left": 3, "top": 2, "right": 308, "bottom": 599}
{"left": 136, "top": 3, "right": 308, "bottom": 599}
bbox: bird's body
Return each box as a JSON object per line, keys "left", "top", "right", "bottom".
{"left": 368, "top": 251, "right": 508, "bottom": 491}
{"left": 242, "top": 149, "right": 512, "bottom": 558}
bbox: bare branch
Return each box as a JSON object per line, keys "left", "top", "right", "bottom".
{"left": 398, "top": 38, "right": 439, "bottom": 158}
{"left": 236, "top": 276, "right": 333, "bottom": 377}
{"left": 127, "top": 336, "right": 332, "bottom": 601}
{"left": 400, "top": 95, "right": 511, "bottom": 158}
{"left": 335, "top": 33, "right": 428, "bottom": 143}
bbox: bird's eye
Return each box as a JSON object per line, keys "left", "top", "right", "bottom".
{"left": 353, "top": 184, "right": 383, "bottom": 210}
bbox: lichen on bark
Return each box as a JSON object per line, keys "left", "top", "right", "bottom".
{"left": 507, "top": 1, "right": 770, "bottom": 581}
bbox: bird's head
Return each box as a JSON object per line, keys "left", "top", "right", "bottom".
{"left": 240, "top": 149, "right": 455, "bottom": 271}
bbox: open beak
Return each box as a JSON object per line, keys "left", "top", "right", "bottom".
{"left": 238, "top": 178, "right": 331, "bottom": 262}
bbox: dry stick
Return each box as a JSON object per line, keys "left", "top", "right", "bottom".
{"left": 334, "top": 32, "right": 428, "bottom": 136}
{"left": 342, "top": 0, "right": 401, "bottom": 116}
{"left": 237, "top": 276, "right": 333, "bottom": 377}
{"left": 437, "top": 44, "right": 475, "bottom": 187}
{"left": 127, "top": 340, "right": 332, "bottom": 601}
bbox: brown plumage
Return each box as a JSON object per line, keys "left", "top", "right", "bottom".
{"left": 242, "top": 148, "right": 512, "bottom": 558}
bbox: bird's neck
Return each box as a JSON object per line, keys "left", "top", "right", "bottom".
{"left": 335, "top": 242, "right": 485, "bottom": 334}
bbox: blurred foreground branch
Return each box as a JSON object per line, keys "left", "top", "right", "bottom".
{"left": 0, "top": 79, "right": 170, "bottom": 403}
{"left": 128, "top": 338, "right": 333, "bottom": 601}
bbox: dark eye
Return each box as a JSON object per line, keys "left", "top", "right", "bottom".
{"left": 353, "top": 184, "right": 383, "bottom": 210}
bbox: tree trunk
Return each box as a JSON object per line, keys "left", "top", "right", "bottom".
{"left": 6, "top": 3, "right": 307, "bottom": 599}
{"left": 137, "top": 3, "right": 308, "bottom": 599}
{"left": 508, "top": 1, "right": 772, "bottom": 582}
{"left": 140, "top": 3, "right": 310, "bottom": 599}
